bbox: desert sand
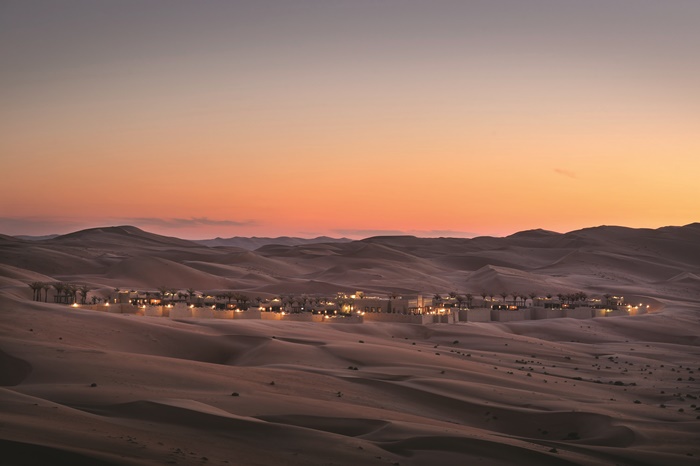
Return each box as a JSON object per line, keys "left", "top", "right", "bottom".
{"left": 1, "top": 224, "right": 699, "bottom": 465}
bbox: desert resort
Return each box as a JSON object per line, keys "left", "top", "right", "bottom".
{"left": 29, "top": 283, "right": 646, "bottom": 324}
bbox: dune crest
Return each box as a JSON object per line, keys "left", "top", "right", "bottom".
{"left": 1, "top": 223, "right": 699, "bottom": 464}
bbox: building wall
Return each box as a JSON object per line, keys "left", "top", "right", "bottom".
{"left": 594, "top": 309, "right": 630, "bottom": 318}
{"left": 532, "top": 307, "right": 564, "bottom": 320}
{"left": 232, "top": 310, "right": 262, "bottom": 319}
{"left": 323, "top": 315, "right": 363, "bottom": 324}
{"left": 458, "top": 308, "right": 491, "bottom": 322}
{"left": 354, "top": 298, "right": 390, "bottom": 313}
{"left": 490, "top": 309, "right": 530, "bottom": 321}
{"left": 169, "top": 307, "right": 192, "bottom": 319}
{"left": 144, "top": 306, "right": 162, "bottom": 317}
{"left": 192, "top": 308, "right": 216, "bottom": 319}
{"left": 434, "top": 312, "right": 457, "bottom": 324}
{"left": 363, "top": 313, "right": 432, "bottom": 324}
{"left": 562, "top": 308, "right": 593, "bottom": 319}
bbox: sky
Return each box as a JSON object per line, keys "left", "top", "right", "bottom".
{"left": 1, "top": 0, "right": 699, "bottom": 239}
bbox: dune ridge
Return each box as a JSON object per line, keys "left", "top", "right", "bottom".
{"left": 1, "top": 224, "right": 699, "bottom": 464}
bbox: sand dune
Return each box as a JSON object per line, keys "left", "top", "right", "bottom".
{"left": 105, "top": 256, "right": 233, "bottom": 290}
{"left": 1, "top": 224, "right": 699, "bottom": 464}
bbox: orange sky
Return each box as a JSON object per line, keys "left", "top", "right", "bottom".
{"left": 1, "top": 1, "right": 699, "bottom": 238}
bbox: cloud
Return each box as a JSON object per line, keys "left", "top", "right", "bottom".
{"left": 554, "top": 168, "right": 578, "bottom": 179}
{"left": 0, "top": 216, "right": 256, "bottom": 236}
{"left": 119, "top": 217, "right": 256, "bottom": 228}
{"left": 333, "top": 228, "right": 477, "bottom": 239}
{"left": 0, "top": 217, "right": 90, "bottom": 236}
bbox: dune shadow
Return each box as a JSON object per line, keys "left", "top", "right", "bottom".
{"left": 256, "top": 414, "right": 389, "bottom": 437}
{"left": 0, "top": 438, "right": 118, "bottom": 466}
{"left": 0, "top": 350, "right": 32, "bottom": 386}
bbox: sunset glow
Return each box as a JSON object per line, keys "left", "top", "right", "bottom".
{"left": 2, "top": 1, "right": 698, "bottom": 238}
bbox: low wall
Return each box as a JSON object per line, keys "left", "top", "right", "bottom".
{"left": 563, "top": 308, "right": 593, "bottom": 319}
{"left": 325, "top": 315, "right": 363, "bottom": 324}
{"left": 433, "top": 313, "right": 457, "bottom": 324}
{"left": 281, "top": 313, "right": 325, "bottom": 322}
{"left": 192, "top": 308, "right": 216, "bottom": 319}
{"left": 215, "top": 310, "right": 234, "bottom": 319}
{"left": 260, "top": 312, "right": 324, "bottom": 322}
{"left": 491, "top": 309, "right": 530, "bottom": 322}
{"left": 594, "top": 309, "right": 630, "bottom": 318}
{"left": 532, "top": 308, "right": 563, "bottom": 320}
{"left": 363, "top": 313, "right": 431, "bottom": 324}
{"left": 233, "top": 310, "right": 262, "bottom": 320}
{"left": 76, "top": 303, "right": 138, "bottom": 314}
{"left": 458, "top": 309, "right": 491, "bottom": 322}
{"left": 144, "top": 306, "right": 163, "bottom": 317}
{"left": 75, "top": 304, "right": 108, "bottom": 312}
{"left": 169, "top": 307, "right": 193, "bottom": 319}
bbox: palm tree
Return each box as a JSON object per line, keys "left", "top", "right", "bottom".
{"left": 157, "top": 286, "right": 169, "bottom": 304}
{"left": 578, "top": 291, "right": 588, "bottom": 304}
{"left": 28, "top": 282, "right": 42, "bottom": 301}
{"left": 455, "top": 295, "right": 465, "bottom": 309}
{"left": 52, "top": 282, "right": 65, "bottom": 303}
{"left": 448, "top": 291, "right": 457, "bottom": 299}
{"left": 236, "top": 294, "right": 250, "bottom": 309}
{"left": 603, "top": 293, "right": 613, "bottom": 306}
{"left": 465, "top": 293, "right": 473, "bottom": 308}
{"left": 480, "top": 292, "right": 488, "bottom": 307}
{"left": 500, "top": 292, "right": 508, "bottom": 304}
{"left": 186, "top": 288, "right": 195, "bottom": 303}
{"left": 41, "top": 282, "right": 50, "bottom": 302}
{"left": 79, "top": 285, "right": 91, "bottom": 304}
{"left": 65, "top": 284, "right": 78, "bottom": 304}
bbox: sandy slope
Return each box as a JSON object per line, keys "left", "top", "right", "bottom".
{"left": 2, "top": 224, "right": 700, "bottom": 299}
{"left": 1, "top": 224, "right": 699, "bottom": 465}
{"left": 1, "top": 295, "right": 699, "bottom": 465}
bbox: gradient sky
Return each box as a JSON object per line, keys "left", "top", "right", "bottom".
{"left": 2, "top": 1, "right": 699, "bottom": 239}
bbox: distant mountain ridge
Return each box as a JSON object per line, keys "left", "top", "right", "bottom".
{"left": 14, "top": 234, "right": 60, "bottom": 241}
{"left": 1, "top": 223, "right": 699, "bottom": 300}
{"left": 196, "top": 236, "right": 352, "bottom": 250}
